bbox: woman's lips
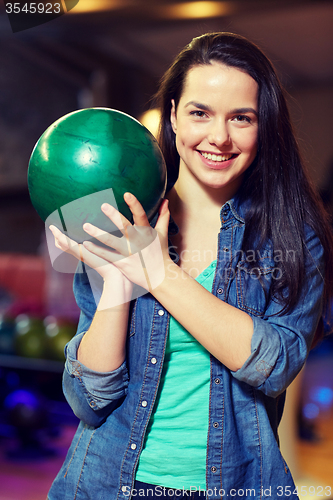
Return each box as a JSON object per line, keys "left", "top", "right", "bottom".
{"left": 198, "top": 150, "right": 238, "bottom": 169}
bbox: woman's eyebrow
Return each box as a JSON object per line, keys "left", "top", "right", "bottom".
{"left": 184, "top": 102, "right": 258, "bottom": 117}
{"left": 184, "top": 101, "right": 212, "bottom": 112}
{"left": 231, "top": 107, "right": 258, "bottom": 117}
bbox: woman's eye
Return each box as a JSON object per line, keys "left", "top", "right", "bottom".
{"left": 190, "top": 110, "right": 207, "bottom": 118}
{"left": 234, "top": 115, "right": 251, "bottom": 123}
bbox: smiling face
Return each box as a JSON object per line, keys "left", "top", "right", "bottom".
{"left": 170, "top": 62, "right": 259, "bottom": 199}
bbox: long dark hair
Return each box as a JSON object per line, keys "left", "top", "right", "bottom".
{"left": 154, "top": 32, "right": 333, "bottom": 339}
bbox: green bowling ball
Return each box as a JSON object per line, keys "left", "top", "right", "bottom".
{"left": 28, "top": 108, "right": 167, "bottom": 243}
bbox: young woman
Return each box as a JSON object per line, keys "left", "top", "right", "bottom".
{"left": 47, "top": 33, "right": 332, "bottom": 500}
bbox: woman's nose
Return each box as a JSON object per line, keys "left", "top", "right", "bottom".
{"left": 208, "top": 120, "right": 231, "bottom": 147}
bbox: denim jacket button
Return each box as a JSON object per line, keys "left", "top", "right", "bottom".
{"left": 122, "top": 486, "right": 127, "bottom": 492}
{"left": 211, "top": 466, "right": 217, "bottom": 473}
{"left": 141, "top": 400, "right": 148, "bottom": 407}
{"left": 213, "top": 422, "right": 219, "bottom": 428}
{"left": 89, "top": 401, "right": 96, "bottom": 408}
{"left": 151, "top": 357, "right": 157, "bottom": 364}
{"left": 217, "top": 288, "right": 223, "bottom": 294}
{"left": 214, "top": 378, "right": 221, "bottom": 384}
{"left": 131, "top": 443, "right": 137, "bottom": 450}
{"left": 158, "top": 310, "right": 165, "bottom": 316}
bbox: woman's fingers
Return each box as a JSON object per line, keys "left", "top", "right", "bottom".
{"left": 83, "top": 222, "right": 156, "bottom": 258}
{"left": 49, "top": 225, "right": 93, "bottom": 264}
{"left": 82, "top": 221, "right": 136, "bottom": 258}
{"left": 82, "top": 239, "right": 120, "bottom": 263}
{"left": 80, "top": 196, "right": 170, "bottom": 290}
{"left": 100, "top": 202, "right": 130, "bottom": 235}
{"left": 99, "top": 194, "right": 149, "bottom": 237}
{"left": 83, "top": 194, "right": 154, "bottom": 258}
{"left": 50, "top": 193, "right": 165, "bottom": 284}
{"left": 49, "top": 225, "right": 123, "bottom": 279}
{"left": 123, "top": 192, "right": 150, "bottom": 227}
{"left": 155, "top": 199, "right": 170, "bottom": 232}
{"left": 49, "top": 225, "right": 77, "bottom": 254}
{"left": 82, "top": 222, "right": 122, "bottom": 254}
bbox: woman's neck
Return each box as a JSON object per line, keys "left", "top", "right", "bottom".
{"left": 167, "top": 163, "right": 234, "bottom": 219}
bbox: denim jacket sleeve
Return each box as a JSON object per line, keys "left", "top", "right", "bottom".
{"left": 63, "top": 264, "right": 129, "bottom": 427}
{"left": 232, "top": 226, "right": 325, "bottom": 397}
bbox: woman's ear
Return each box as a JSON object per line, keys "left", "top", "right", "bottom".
{"left": 170, "top": 99, "right": 177, "bottom": 134}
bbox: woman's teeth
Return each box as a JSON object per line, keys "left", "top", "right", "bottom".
{"left": 201, "top": 152, "right": 234, "bottom": 162}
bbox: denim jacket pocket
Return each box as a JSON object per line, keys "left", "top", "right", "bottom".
{"left": 236, "top": 257, "right": 277, "bottom": 317}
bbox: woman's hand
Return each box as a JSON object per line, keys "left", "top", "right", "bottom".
{"left": 48, "top": 224, "right": 125, "bottom": 283}
{"left": 82, "top": 193, "right": 171, "bottom": 291}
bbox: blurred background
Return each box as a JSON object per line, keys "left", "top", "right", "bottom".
{"left": 0, "top": 1, "right": 332, "bottom": 499}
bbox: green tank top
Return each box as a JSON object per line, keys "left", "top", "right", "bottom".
{"left": 135, "top": 260, "right": 217, "bottom": 489}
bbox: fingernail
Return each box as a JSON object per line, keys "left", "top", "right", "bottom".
{"left": 124, "top": 192, "right": 133, "bottom": 201}
{"left": 101, "top": 203, "right": 111, "bottom": 212}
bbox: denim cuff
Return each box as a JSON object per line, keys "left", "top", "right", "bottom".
{"left": 231, "top": 315, "right": 280, "bottom": 387}
{"left": 65, "top": 332, "right": 129, "bottom": 403}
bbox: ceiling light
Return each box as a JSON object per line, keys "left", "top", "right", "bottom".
{"left": 66, "top": 0, "right": 134, "bottom": 14}
{"left": 158, "top": 1, "right": 235, "bottom": 20}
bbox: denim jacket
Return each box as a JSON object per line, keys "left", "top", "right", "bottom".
{"left": 48, "top": 197, "right": 324, "bottom": 500}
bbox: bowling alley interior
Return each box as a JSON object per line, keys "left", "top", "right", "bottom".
{"left": 0, "top": 1, "right": 333, "bottom": 499}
